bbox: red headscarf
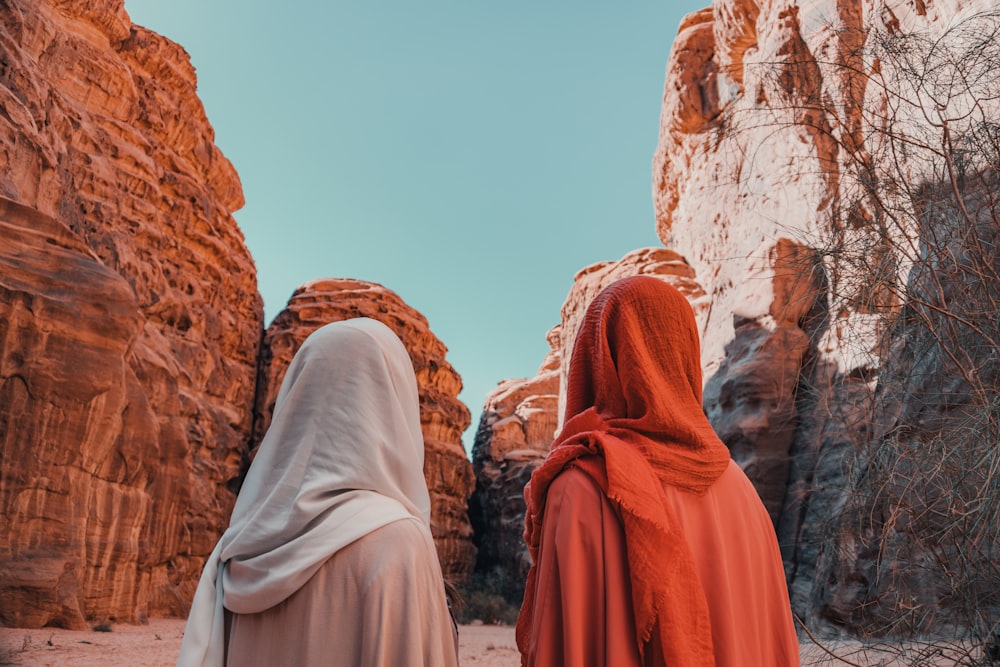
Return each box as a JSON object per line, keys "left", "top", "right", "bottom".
{"left": 516, "top": 275, "right": 732, "bottom": 666}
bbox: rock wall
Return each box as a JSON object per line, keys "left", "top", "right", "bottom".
{"left": 702, "top": 238, "right": 823, "bottom": 524}
{"left": 0, "top": 198, "right": 150, "bottom": 629}
{"left": 653, "top": 0, "right": 999, "bottom": 635}
{"left": 469, "top": 344, "right": 559, "bottom": 590}
{"left": 254, "top": 279, "right": 476, "bottom": 582}
{"left": 0, "top": 0, "right": 261, "bottom": 626}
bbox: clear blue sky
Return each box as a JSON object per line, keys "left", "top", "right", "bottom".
{"left": 124, "top": 0, "right": 707, "bottom": 452}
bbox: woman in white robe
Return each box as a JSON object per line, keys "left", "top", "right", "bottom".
{"left": 176, "top": 318, "right": 458, "bottom": 667}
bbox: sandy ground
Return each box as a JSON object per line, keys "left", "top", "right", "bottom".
{"left": 0, "top": 619, "right": 986, "bottom": 666}
{"left": 0, "top": 620, "right": 519, "bottom": 666}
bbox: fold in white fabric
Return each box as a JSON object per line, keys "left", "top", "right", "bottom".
{"left": 176, "top": 317, "right": 431, "bottom": 667}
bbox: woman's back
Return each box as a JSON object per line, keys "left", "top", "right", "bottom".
{"left": 517, "top": 276, "right": 800, "bottom": 666}
{"left": 225, "top": 517, "right": 458, "bottom": 667}
{"left": 524, "top": 462, "right": 799, "bottom": 667}
{"left": 661, "top": 460, "right": 799, "bottom": 666}
{"left": 177, "top": 319, "right": 458, "bottom": 666}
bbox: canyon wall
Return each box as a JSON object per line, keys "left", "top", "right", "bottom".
{"left": 0, "top": 0, "right": 261, "bottom": 627}
{"left": 0, "top": 0, "right": 481, "bottom": 628}
{"left": 469, "top": 344, "right": 558, "bottom": 591}
{"left": 653, "top": 0, "right": 999, "bottom": 635}
{"left": 254, "top": 279, "right": 476, "bottom": 582}
{"left": 0, "top": 197, "right": 151, "bottom": 628}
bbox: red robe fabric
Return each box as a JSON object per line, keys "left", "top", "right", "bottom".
{"left": 516, "top": 276, "right": 799, "bottom": 667}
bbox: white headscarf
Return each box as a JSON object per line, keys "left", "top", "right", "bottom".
{"left": 176, "top": 318, "right": 430, "bottom": 666}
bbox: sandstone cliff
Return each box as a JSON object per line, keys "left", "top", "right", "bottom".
{"left": 469, "top": 345, "right": 559, "bottom": 590}
{"left": 255, "top": 279, "right": 476, "bottom": 582}
{"left": 0, "top": 0, "right": 481, "bottom": 627}
{"left": 0, "top": 0, "right": 261, "bottom": 626}
{"left": 652, "top": 0, "right": 999, "bottom": 637}
{"left": 0, "top": 197, "right": 151, "bottom": 629}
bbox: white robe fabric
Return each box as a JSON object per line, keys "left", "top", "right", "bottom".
{"left": 176, "top": 317, "right": 451, "bottom": 666}
{"left": 224, "top": 517, "right": 458, "bottom": 666}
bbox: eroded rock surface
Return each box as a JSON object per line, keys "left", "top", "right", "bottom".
{"left": 254, "top": 279, "right": 476, "bottom": 581}
{"left": 469, "top": 345, "right": 559, "bottom": 588}
{"left": 0, "top": 198, "right": 151, "bottom": 629}
{"left": 703, "top": 238, "right": 823, "bottom": 524}
{"left": 654, "top": 0, "right": 1000, "bottom": 635}
{"left": 0, "top": 0, "right": 261, "bottom": 625}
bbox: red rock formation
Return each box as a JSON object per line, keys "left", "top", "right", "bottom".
{"left": 254, "top": 279, "right": 476, "bottom": 582}
{"left": 0, "top": 198, "right": 151, "bottom": 629}
{"left": 653, "top": 0, "right": 1000, "bottom": 636}
{"left": 469, "top": 344, "right": 559, "bottom": 588}
{"left": 0, "top": 0, "right": 261, "bottom": 626}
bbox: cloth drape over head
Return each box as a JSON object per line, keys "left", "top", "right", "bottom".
{"left": 176, "top": 318, "right": 431, "bottom": 667}
{"left": 516, "top": 276, "right": 732, "bottom": 666}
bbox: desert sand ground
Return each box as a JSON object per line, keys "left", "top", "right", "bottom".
{"left": 0, "top": 620, "right": 520, "bottom": 666}
{"left": 0, "top": 619, "right": 984, "bottom": 666}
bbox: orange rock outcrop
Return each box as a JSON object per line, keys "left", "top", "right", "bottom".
{"left": 0, "top": 0, "right": 261, "bottom": 626}
{"left": 0, "top": 198, "right": 150, "bottom": 629}
{"left": 254, "top": 279, "right": 476, "bottom": 582}
{"left": 469, "top": 346, "right": 559, "bottom": 587}
{"left": 652, "top": 0, "right": 999, "bottom": 635}
{"left": 0, "top": 0, "right": 482, "bottom": 626}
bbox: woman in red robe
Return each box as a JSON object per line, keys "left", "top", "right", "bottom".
{"left": 516, "top": 276, "right": 800, "bottom": 667}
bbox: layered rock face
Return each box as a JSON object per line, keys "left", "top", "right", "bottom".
{"left": 469, "top": 345, "right": 559, "bottom": 590}
{"left": 254, "top": 279, "right": 476, "bottom": 582}
{"left": 653, "top": 0, "right": 999, "bottom": 635}
{"left": 0, "top": 1, "right": 261, "bottom": 626}
{"left": 0, "top": 198, "right": 150, "bottom": 629}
